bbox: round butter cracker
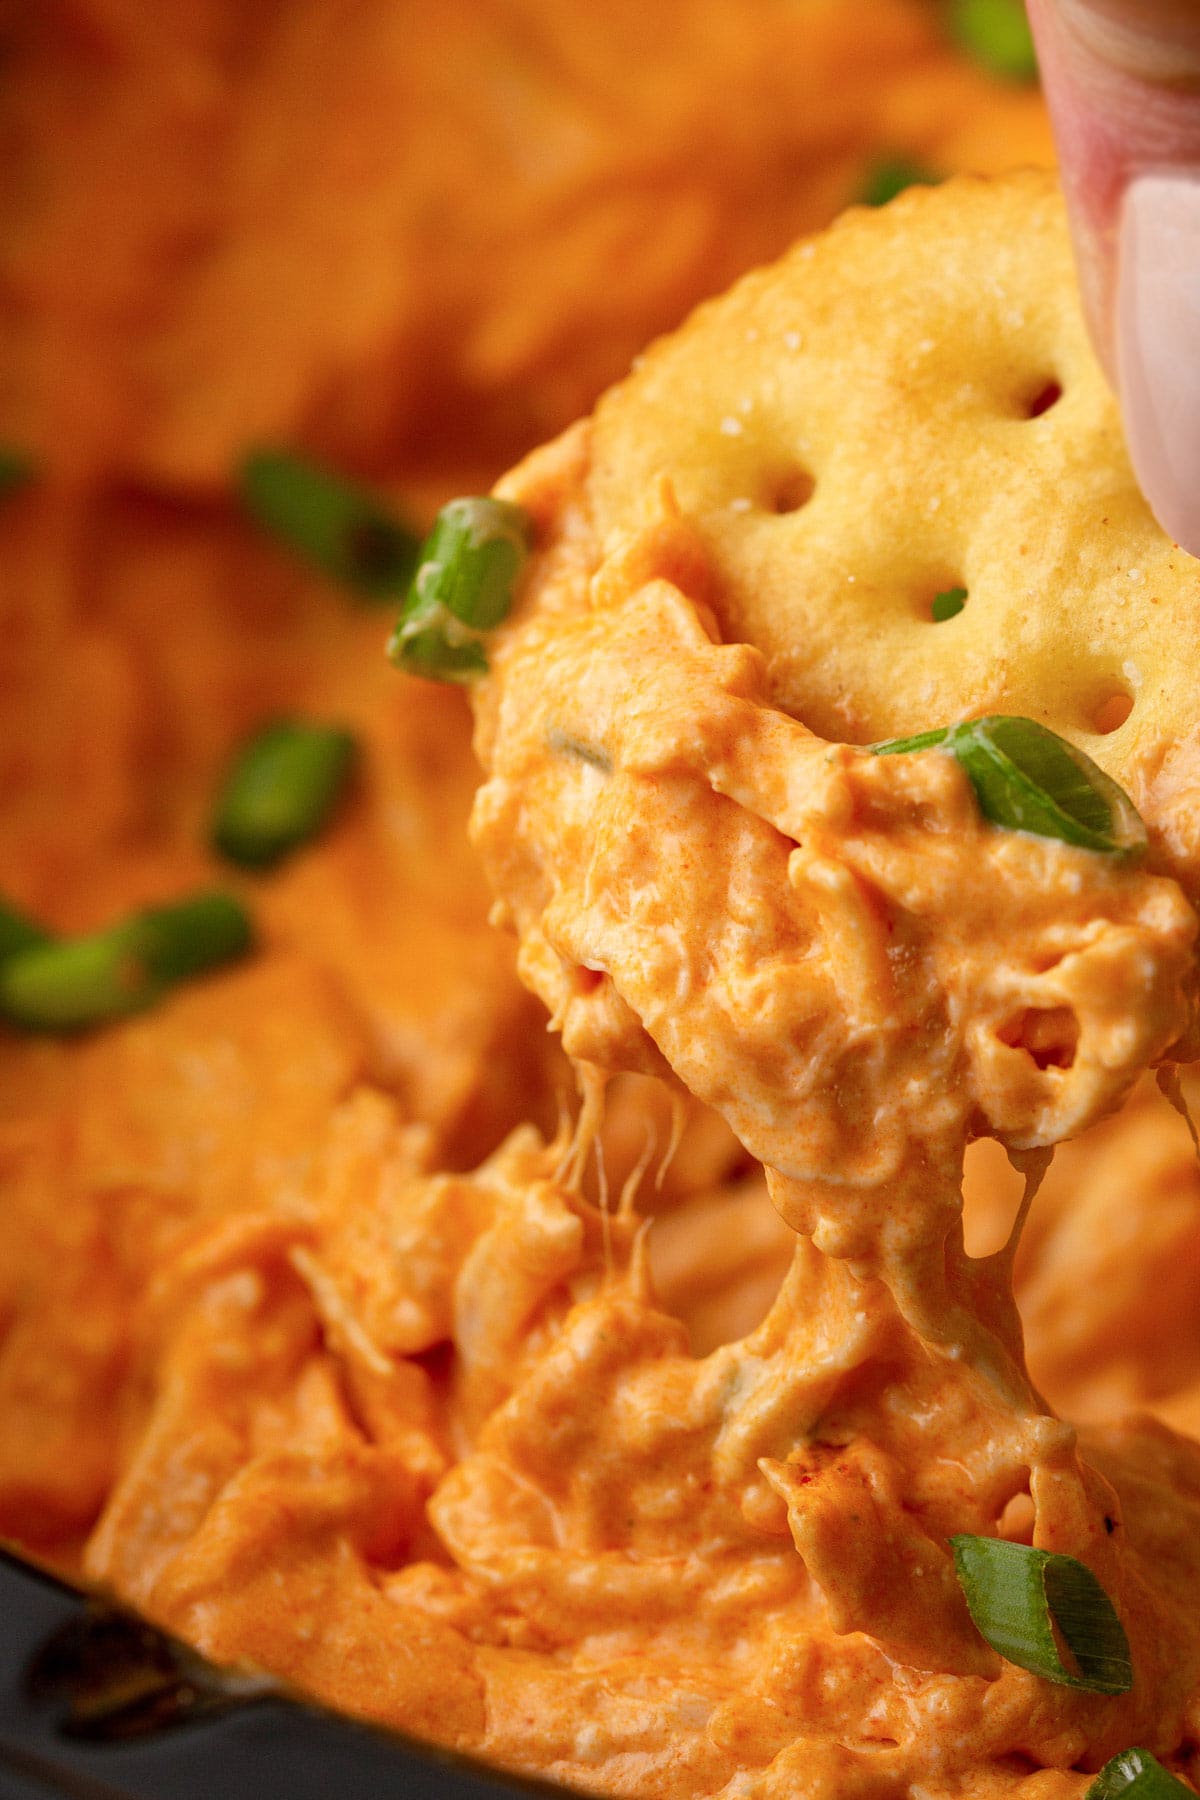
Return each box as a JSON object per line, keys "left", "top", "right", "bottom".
{"left": 478, "top": 171, "right": 1200, "bottom": 1240}
{"left": 588, "top": 171, "right": 1200, "bottom": 878}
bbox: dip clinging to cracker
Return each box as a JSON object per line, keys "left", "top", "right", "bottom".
{"left": 459, "top": 169, "right": 1200, "bottom": 1789}
{"left": 586, "top": 170, "right": 1200, "bottom": 870}
{"left": 476, "top": 170, "right": 1200, "bottom": 1201}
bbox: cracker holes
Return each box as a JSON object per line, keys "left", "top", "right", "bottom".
{"left": 1091, "top": 688, "right": 1134, "bottom": 735}
{"left": 764, "top": 467, "right": 815, "bottom": 516}
{"left": 1023, "top": 379, "right": 1063, "bottom": 420}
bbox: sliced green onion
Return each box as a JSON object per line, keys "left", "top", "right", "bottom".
{"left": 212, "top": 720, "right": 357, "bottom": 870}
{"left": 950, "top": 716, "right": 1144, "bottom": 856}
{"left": 0, "top": 899, "right": 53, "bottom": 964}
{"left": 546, "top": 728, "right": 613, "bottom": 774}
{"left": 392, "top": 629, "right": 489, "bottom": 683}
{"left": 0, "top": 936, "right": 154, "bottom": 1032}
{"left": 872, "top": 726, "right": 953, "bottom": 756}
{"left": 1087, "top": 1750, "right": 1196, "bottom": 1799}
{"left": 239, "top": 449, "right": 420, "bottom": 601}
{"left": 0, "top": 450, "right": 36, "bottom": 497}
{"left": 388, "top": 496, "right": 532, "bottom": 684}
{"left": 950, "top": 1535, "right": 1132, "bottom": 1694}
{"left": 947, "top": 0, "right": 1038, "bottom": 82}
{"left": 0, "top": 892, "right": 253, "bottom": 1034}
{"left": 859, "top": 157, "right": 942, "bottom": 209}
{"left": 870, "top": 715, "right": 1146, "bottom": 859}
{"left": 136, "top": 893, "right": 255, "bottom": 984}
{"left": 930, "top": 585, "right": 968, "bottom": 622}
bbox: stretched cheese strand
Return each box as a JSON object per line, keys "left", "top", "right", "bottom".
{"left": 469, "top": 419, "right": 1200, "bottom": 1716}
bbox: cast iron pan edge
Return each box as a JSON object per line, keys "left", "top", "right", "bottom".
{"left": 0, "top": 1549, "right": 584, "bottom": 1800}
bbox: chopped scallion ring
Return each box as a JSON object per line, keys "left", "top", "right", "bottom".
{"left": 394, "top": 628, "right": 489, "bottom": 683}
{"left": 859, "top": 158, "right": 941, "bottom": 209}
{"left": 0, "top": 893, "right": 253, "bottom": 1034}
{"left": 212, "top": 720, "right": 357, "bottom": 870}
{"left": 870, "top": 715, "right": 1146, "bottom": 858}
{"left": 239, "top": 449, "right": 419, "bottom": 601}
{"left": 0, "top": 450, "right": 35, "bottom": 497}
{"left": 947, "top": 0, "right": 1038, "bottom": 83}
{"left": 546, "top": 728, "right": 614, "bottom": 774}
{"left": 950, "top": 1535, "right": 1132, "bottom": 1694}
{"left": 136, "top": 893, "right": 256, "bottom": 985}
{"left": 1086, "top": 1749, "right": 1196, "bottom": 1799}
{"left": 0, "top": 899, "right": 53, "bottom": 965}
{"left": 388, "top": 496, "right": 533, "bottom": 683}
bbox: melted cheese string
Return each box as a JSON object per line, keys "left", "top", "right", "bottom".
{"left": 472, "top": 433, "right": 1200, "bottom": 1692}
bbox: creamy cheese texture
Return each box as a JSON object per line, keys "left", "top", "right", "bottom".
{"left": 4, "top": 30, "right": 1200, "bottom": 1798}
{"left": 459, "top": 172, "right": 1200, "bottom": 1790}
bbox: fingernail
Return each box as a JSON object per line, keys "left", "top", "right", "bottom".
{"left": 1116, "top": 173, "right": 1200, "bottom": 556}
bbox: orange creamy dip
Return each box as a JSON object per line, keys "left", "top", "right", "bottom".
{"left": 458, "top": 418, "right": 1200, "bottom": 1792}
{"left": 0, "top": 0, "right": 1050, "bottom": 492}
{"left": 0, "top": 487, "right": 1197, "bottom": 1792}
{"left": 6, "top": 9, "right": 1200, "bottom": 1800}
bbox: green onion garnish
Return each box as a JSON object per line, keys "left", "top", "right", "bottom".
{"left": 930, "top": 585, "right": 968, "bottom": 622}
{"left": 135, "top": 893, "right": 255, "bottom": 983}
{"left": 392, "top": 629, "right": 490, "bottom": 683}
{"left": 388, "top": 496, "right": 532, "bottom": 684}
{"left": 950, "top": 1535, "right": 1132, "bottom": 1694}
{"left": 1087, "top": 1750, "right": 1196, "bottom": 1799}
{"left": 239, "top": 449, "right": 420, "bottom": 601}
{"left": 0, "top": 892, "right": 253, "bottom": 1034}
{"left": 858, "top": 158, "right": 942, "bottom": 209}
{"left": 0, "top": 899, "right": 53, "bottom": 964}
{"left": 0, "top": 450, "right": 35, "bottom": 498}
{"left": 946, "top": 0, "right": 1038, "bottom": 82}
{"left": 212, "top": 720, "right": 357, "bottom": 871}
{"left": 871, "top": 715, "right": 1146, "bottom": 858}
